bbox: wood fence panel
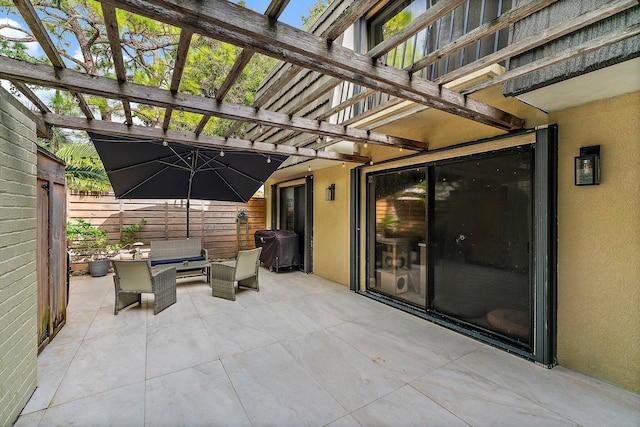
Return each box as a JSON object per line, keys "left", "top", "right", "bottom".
{"left": 68, "top": 193, "right": 267, "bottom": 259}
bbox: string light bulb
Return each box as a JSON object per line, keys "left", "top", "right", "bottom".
{"left": 162, "top": 140, "right": 168, "bottom": 146}
{"left": 267, "top": 156, "right": 271, "bottom": 163}
{"left": 363, "top": 142, "right": 368, "bottom": 148}
{"left": 308, "top": 164, "right": 311, "bottom": 172}
{"left": 342, "top": 162, "right": 345, "bottom": 168}
{"left": 220, "top": 150, "right": 225, "bottom": 157}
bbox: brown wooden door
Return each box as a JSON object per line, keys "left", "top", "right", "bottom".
{"left": 50, "top": 181, "right": 67, "bottom": 336}
{"left": 36, "top": 179, "right": 51, "bottom": 351}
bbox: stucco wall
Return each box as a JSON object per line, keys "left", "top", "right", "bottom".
{"left": 552, "top": 91, "right": 640, "bottom": 392}
{"left": 312, "top": 165, "right": 352, "bottom": 286}
{"left": 0, "top": 92, "right": 38, "bottom": 425}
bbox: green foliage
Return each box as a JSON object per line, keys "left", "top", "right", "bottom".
{"left": 67, "top": 218, "right": 115, "bottom": 260}
{"left": 301, "top": 0, "right": 333, "bottom": 30}
{"left": 56, "top": 142, "right": 111, "bottom": 193}
{"left": 382, "top": 10, "right": 414, "bottom": 68}
{"left": 120, "top": 218, "right": 147, "bottom": 248}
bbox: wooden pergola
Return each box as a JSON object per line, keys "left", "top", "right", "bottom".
{"left": 1, "top": 0, "right": 637, "bottom": 165}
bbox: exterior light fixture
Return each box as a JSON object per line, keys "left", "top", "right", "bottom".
{"left": 575, "top": 145, "right": 600, "bottom": 186}
{"left": 326, "top": 183, "right": 335, "bottom": 201}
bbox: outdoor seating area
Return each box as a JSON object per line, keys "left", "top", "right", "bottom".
{"left": 14, "top": 269, "right": 640, "bottom": 426}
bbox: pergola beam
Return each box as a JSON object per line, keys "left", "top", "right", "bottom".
{"left": 101, "top": 3, "right": 133, "bottom": 124}
{"left": 40, "top": 113, "right": 370, "bottom": 163}
{"left": 100, "top": 0, "right": 522, "bottom": 131}
{"left": 162, "top": 29, "right": 194, "bottom": 131}
{"left": 13, "top": 0, "right": 94, "bottom": 120}
{"left": 196, "top": 0, "right": 289, "bottom": 135}
{"left": 0, "top": 57, "right": 426, "bottom": 150}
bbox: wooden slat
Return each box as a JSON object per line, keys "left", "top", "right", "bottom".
{"left": 101, "top": 3, "right": 133, "bottom": 124}
{"left": 435, "top": 0, "right": 638, "bottom": 85}
{"left": 11, "top": 80, "right": 50, "bottom": 112}
{"left": 39, "top": 112, "right": 371, "bottom": 163}
{"left": 163, "top": 29, "right": 194, "bottom": 131}
{"left": 197, "top": 0, "right": 291, "bottom": 135}
{"left": 13, "top": 0, "right": 94, "bottom": 120}
{"left": 0, "top": 56, "right": 424, "bottom": 150}
{"left": 104, "top": 0, "right": 520, "bottom": 130}
{"left": 408, "top": 0, "right": 558, "bottom": 74}
{"left": 368, "top": 0, "right": 466, "bottom": 60}
{"left": 462, "top": 22, "right": 640, "bottom": 94}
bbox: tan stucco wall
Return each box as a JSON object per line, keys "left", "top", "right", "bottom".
{"left": 311, "top": 165, "right": 352, "bottom": 286}
{"left": 552, "top": 91, "right": 640, "bottom": 392}
{"left": 266, "top": 91, "right": 640, "bottom": 393}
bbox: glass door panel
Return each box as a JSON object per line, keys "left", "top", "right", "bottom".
{"left": 367, "top": 167, "right": 427, "bottom": 308}
{"left": 430, "top": 148, "right": 533, "bottom": 348}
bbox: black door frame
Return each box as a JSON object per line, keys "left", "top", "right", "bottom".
{"left": 351, "top": 127, "right": 557, "bottom": 366}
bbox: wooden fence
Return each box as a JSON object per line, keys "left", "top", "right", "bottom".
{"left": 68, "top": 193, "right": 266, "bottom": 259}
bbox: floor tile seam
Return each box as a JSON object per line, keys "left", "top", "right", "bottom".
{"left": 404, "top": 382, "right": 473, "bottom": 427}
{"left": 258, "top": 341, "right": 351, "bottom": 417}
{"left": 444, "top": 350, "right": 599, "bottom": 423}
{"left": 46, "top": 378, "right": 145, "bottom": 411}
{"left": 16, "top": 407, "right": 46, "bottom": 426}
{"left": 284, "top": 326, "right": 413, "bottom": 412}
{"left": 143, "top": 297, "right": 150, "bottom": 427}
{"left": 217, "top": 355, "right": 257, "bottom": 427}
{"left": 410, "top": 360, "right": 580, "bottom": 425}
{"left": 44, "top": 299, "right": 104, "bottom": 412}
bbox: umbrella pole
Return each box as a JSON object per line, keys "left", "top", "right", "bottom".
{"left": 186, "top": 199, "right": 190, "bottom": 239}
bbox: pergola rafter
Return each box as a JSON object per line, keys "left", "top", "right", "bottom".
{"left": 12, "top": 0, "right": 94, "bottom": 119}
{"left": 100, "top": 0, "right": 523, "bottom": 131}
{"left": 1, "top": 0, "right": 632, "bottom": 170}
{"left": 0, "top": 56, "right": 425, "bottom": 152}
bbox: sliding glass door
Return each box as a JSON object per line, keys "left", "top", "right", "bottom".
{"left": 366, "top": 146, "right": 534, "bottom": 349}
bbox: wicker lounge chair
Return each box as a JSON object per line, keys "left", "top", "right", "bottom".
{"left": 112, "top": 260, "right": 177, "bottom": 314}
{"left": 211, "top": 248, "right": 262, "bottom": 301}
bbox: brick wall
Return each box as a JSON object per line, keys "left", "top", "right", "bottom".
{"left": 0, "top": 89, "right": 38, "bottom": 426}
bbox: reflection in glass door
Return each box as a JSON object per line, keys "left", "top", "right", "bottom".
{"left": 367, "top": 167, "right": 427, "bottom": 308}
{"left": 430, "top": 149, "right": 533, "bottom": 349}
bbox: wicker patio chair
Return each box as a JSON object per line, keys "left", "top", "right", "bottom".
{"left": 211, "top": 247, "right": 262, "bottom": 301}
{"left": 112, "top": 259, "right": 177, "bottom": 315}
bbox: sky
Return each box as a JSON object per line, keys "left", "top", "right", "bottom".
{"left": 241, "top": 0, "right": 319, "bottom": 28}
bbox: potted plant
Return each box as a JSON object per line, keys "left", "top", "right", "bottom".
{"left": 67, "top": 218, "right": 118, "bottom": 277}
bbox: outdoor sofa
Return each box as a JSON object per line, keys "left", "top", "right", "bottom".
{"left": 149, "top": 239, "right": 210, "bottom": 281}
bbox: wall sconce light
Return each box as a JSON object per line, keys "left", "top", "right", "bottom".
{"left": 326, "top": 183, "right": 335, "bottom": 201}
{"left": 575, "top": 145, "right": 600, "bottom": 186}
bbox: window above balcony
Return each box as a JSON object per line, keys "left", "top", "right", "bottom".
{"left": 365, "top": 0, "right": 513, "bottom": 80}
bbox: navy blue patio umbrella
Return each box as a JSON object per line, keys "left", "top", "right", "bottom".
{"left": 89, "top": 132, "right": 286, "bottom": 237}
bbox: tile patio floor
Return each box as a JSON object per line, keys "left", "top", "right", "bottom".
{"left": 15, "top": 269, "right": 640, "bottom": 426}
